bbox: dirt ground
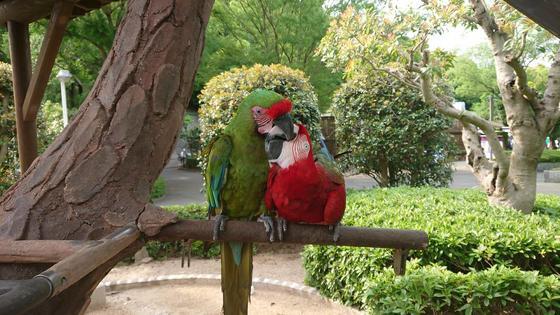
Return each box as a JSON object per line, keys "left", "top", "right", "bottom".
{"left": 86, "top": 284, "right": 358, "bottom": 315}
{"left": 85, "top": 245, "right": 362, "bottom": 315}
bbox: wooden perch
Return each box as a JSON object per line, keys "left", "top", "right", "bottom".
{"left": 0, "top": 220, "right": 428, "bottom": 264}
{"left": 153, "top": 219, "right": 429, "bottom": 250}
{"left": 0, "top": 221, "right": 427, "bottom": 314}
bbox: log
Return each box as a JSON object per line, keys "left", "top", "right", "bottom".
{"left": 0, "top": 225, "right": 140, "bottom": 315}
{"left": 41, "top": 224, "right": 140, "bottom": 297}
{"left": 0, "top": 240, "right": 94, "bottom": 263}
{"left": 154, "top": 220, "right": 429, "bottom": 250}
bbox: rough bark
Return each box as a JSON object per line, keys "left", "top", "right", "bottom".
{"left": 417, "top": 0, "right": 560, "bottom": 212}
{"left": 0, "top": 0, "right": 213, "bottom": 313}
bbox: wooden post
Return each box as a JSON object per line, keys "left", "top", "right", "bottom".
{"left": 7, "top": 21, "right": 37, "bottom": 172}
{"left": 22, "top": 1, "right": 74, "bottom": 122}
{"left": 393, "top": 249, "right": 408, "bottom": 276}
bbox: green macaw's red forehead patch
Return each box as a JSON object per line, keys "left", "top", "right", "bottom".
{"left": 267, "top": 99, "right": 292, "bottom": 119}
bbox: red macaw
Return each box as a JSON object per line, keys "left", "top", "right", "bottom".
{"left": 252, "top": 101, "right": 345, "bottom": 241}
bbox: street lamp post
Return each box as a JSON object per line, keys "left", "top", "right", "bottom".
{"left": 56, "top": 69, "right": 72, "bottom": 127}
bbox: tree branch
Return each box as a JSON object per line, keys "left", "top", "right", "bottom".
{"left": 544, "top": 46, "right": 560, "bottom": 118}
{"left": 505, "top": 54, "right": 539, "bottom": 109}
{"left": 420, "top": 51, "right": 509, "bottom": 181}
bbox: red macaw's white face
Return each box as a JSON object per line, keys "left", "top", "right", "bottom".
{"left": 251, "top": 106, "right": 273, "bottom": 134}
{"left": 269, "top": 125, "right": 311, "bottom": 168}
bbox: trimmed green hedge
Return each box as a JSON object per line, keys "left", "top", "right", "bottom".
{"left": 146, "top": 204, "right": 220, "bottom": 259}
{"left": 365, "top": 263, "right": 560, "bottom": 314}
{"left": 540, "top": 150, "right": 560, "bottom": 163}
{"left": 303, "top": 188, "right": 560, "bottom": 311}
{"left": 505, "top": 149, "right": 560, "bottom": 163}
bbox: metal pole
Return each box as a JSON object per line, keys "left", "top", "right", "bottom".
{"left": 59, "top": 80, "right": 68, "bottom": 126}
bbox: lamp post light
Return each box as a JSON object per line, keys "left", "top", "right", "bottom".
{"left": 56, "top": 69, "right": 72, "bottom": 127}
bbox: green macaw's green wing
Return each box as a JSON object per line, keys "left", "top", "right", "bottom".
{"left": 205, "top": 135, "right": 233, "bottom": 216}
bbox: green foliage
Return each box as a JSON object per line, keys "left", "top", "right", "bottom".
{"left": 197, "top": 0, "right": 340, "bottom": 111}
{"left": 149, "top": 177, "right": 166, "bottom": 200}
{"left": 146, "top": 204, "right": 220, "bottom": 259}
{"left": 504, "top": 149, "right": 560, "bottom": 163}
{"left": 198, "top": 63, "right": 321, "bottom": 147}
{"left": 28, "top": 2, "right": 124, "bottom": 109}
{"left": 303, "top": 188, "right": 560, "bottom": 309}
{"left": 364, "top": 263, "right": 560, "bottom": 314}
{"left": 332, "top": 75, "right": 455, "bottom": 187}
{"left": 540, "top": 149, "right": 560, "bottom": 163}
{"left": 37, "top": 101, "right": 64, "bottom": 153}
{"left": 0, "top": 62, "right": 16, "bottom": 193}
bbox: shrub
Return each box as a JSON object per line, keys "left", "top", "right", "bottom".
{"left": 146, "top": 204, "right": 220, "bottom": 259}
{"left": 198, "top": 63, "right": 322, "bottom": 148}
{"left": 505, "top": 149, "right": 560, "bottom": 163}
{"left": 0, "top": 62, "right": 16, "bottom": 193}
{"left": 303, "top": 188, "right": 560, "bottom": 309}
{"left": 149, "top": 177, "right": 166, "bottom": 200}
{"left": 540, "top": 149, "right": 560, "bottom": 163}
{"left": 332, "top": 75, "right": 456, "bottom": 187}
{"left": 365, "top": 263, "right": 560, "bottom": 314}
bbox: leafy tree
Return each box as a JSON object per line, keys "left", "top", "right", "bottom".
{"left": 317, "top": 1, "right": 560, "bottom": 212}
{"left": 446, "top": 45, "right": 504, "bottom": 123}
{"left": 197, "top": 0, "right": 341, "bottom": 111}
{"left": 333, "top": 74, "right": 455, "bottom": 187}
{"left": 29, "top": 1, "right": 125, "bottom": 108}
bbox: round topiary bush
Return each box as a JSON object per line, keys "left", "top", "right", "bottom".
{"left": 332, "top": 74, "right": 456, "bottom": 187}
{"left": 198, "top": 64, "right": 321, "bottom": 147}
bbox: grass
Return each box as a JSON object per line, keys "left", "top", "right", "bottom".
{"left": 150, "top": 177, "right": 166, "bottom": 200}
{"left": 540, "top": 149, "right": 560, "bottom": 163}
{"left": 505, "top": 149, "right": 560, "bottom": 163}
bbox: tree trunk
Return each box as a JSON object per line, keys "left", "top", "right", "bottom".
{"left": 378, "top": 154, "right": 389, "bottom": 187}
{"left": 0, "top": 0, "right": 213, "bottom": 313}
{"left": 415, "top": 0, "right": 560, "bottom": 213}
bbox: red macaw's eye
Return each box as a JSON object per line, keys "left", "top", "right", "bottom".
{"left": 292, "top": 135, "right": 311, "bottom": 161}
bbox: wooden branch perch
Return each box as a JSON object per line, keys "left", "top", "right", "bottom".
{"left": 0, "top": 220, "right": 429, "bottom": 265}
{"left": 153, "top": 220, "right": 429, "bottom": 250}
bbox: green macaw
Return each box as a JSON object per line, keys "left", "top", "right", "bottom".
{"left": 205, "top": 89, "right": 295, "bottom": 315}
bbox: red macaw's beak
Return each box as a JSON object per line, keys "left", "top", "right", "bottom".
{"left": 268, "top": 99, "right": 295, "bottom": 141}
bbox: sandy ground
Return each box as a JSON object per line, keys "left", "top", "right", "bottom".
{"left": 85, "top": 245, "right": 362, "bottom": 315}
{"left": 101, "top": 245, "right": 306, "bottom": 285}
{"left": 86, "top": 284, "right": 358, "bottom": 315}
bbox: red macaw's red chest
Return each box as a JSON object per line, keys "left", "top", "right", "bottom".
{"left": 269, "top": 159, "right": 333, "bottom": 224}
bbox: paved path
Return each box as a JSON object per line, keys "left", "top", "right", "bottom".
{"left": 155, "top": 158, "right": 559, "bottom": 206}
